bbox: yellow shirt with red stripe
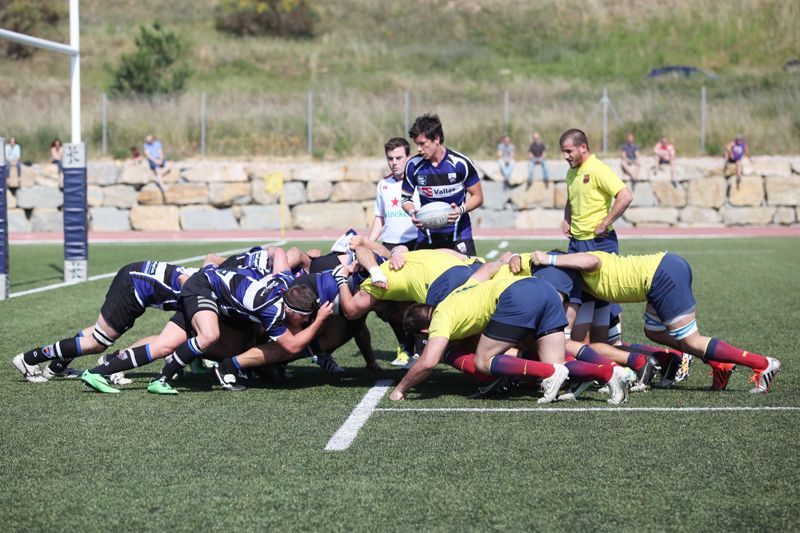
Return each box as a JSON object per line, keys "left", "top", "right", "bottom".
{"left": 581, "top": 251, "right": 665, "bottom": 303}
{"left": 566, "top": 154, "right": 626, "bottom": 240}
{"left": 360, "top": 249, "right": 475, "bottom": 303}
{"left": 428, "top": 277, "right": 520, "bottom": 340}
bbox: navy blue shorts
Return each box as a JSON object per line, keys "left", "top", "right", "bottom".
{"left": 647, "top": 253, "right": 696, "bottom": 324}
{"left": 569, "top": 231, "right": 620, "bottom": 314}
{"left": 426, "top": 263, "right": 483, "bottom": 306}
{"left": 532, "top": 265, "right": 583, "bottom": 304}
{"left": 568, "top": 231, "right": 619, "bottom": 254}
{"left": 484, "top": 278, "right": 568, "bottom": 343}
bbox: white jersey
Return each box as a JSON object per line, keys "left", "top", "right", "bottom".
{"left": 374, "top": 175, "right": 418, "bottom": 244}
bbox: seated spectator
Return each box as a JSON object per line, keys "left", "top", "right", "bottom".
{"left": 143, "top": 134, "right": 168, "bottom": 188}
{"left": 130, "top": 145, "right": 142, "bottom": 161}
{"left": 4, "top": 136, "right": 21, "bottom": 178}
{"left": 497, "top": 135, "right": 515, "bottom": 189}
{"left": 620, "top": 132, "right": 640, "bottom": 182}
{"left": 653, "top": 136, "right": 676, "bottom": 180}
{"left": 724, "top": 136, "right": 752, "bottom": 185}
{"left": 50, "top": 138, "right": 64, "bottom": 180}
{"left": 527, "top": 132, "right": 549, "bottom": 186}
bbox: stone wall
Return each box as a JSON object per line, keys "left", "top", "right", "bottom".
{"left": 4, "top": 155, "right": 799, "bottom": 232}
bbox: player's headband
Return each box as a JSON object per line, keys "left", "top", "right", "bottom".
{"left": 284, "top": 299, "right": 319, "bottom": 316}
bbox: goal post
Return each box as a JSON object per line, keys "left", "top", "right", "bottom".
{"left": 0, "top": 138, "right": 8, "bottom": 300}
{"left": 0, "top": 0, "right": 87, "bottom": 286}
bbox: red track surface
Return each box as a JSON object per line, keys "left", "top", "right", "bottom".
{"left": 9, "top": 226, "right": 799, "bottom": 243}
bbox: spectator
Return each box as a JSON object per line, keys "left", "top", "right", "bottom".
{"left": 129, "top": 145, "right": 142, "bottom": 161}
{"left": 4, "top": 136, "right": 21, "bottom": 178}
{"left": 653, "top": 136, "right": 676, "bottom": 180}
{"left": 143, "top": 134, "right": 168, "bottom": 188}
{"left": 496, "top": 135, "right": 515, "bottom": 189}
{"left": 50, "top": 138, "right": 63, "bottom": 180}
{"left": 724, "top": 136, "right": 752, "bottom": 184}
{"left": 620, "top": 132, "right": 640, "bottom": 182}
{"left": 527, "top": 132, "right": 549, "bottom": 186}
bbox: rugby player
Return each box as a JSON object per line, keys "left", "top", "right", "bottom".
{"left": 400, "top": 113, "right": 484, "bottom": 256}
{"left": 82, "top": 262, "right": 332, "bottom": 394}
{"left": 336, "top": 248, "right": 482, "bottom": 321}
{"left": 207, "top": 267, "right": 384, "bottom": 386}
{"left": 12, "top": 261, "right": 196, "bottom": 384}
{"left": 389, "top": 267, "right": 572, "bottom": 403}
{"left": 530, "top": 250, "right": 781, "bottom": 393}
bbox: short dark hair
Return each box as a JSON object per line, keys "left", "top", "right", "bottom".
{"left": 283, "top": 284, "right": 319, "bottom": 315}
{"left": 409, "top": 113, "right": 444, "bottom": 144}
{"left": 384, "top": 137, "right": 410, "bottom": 156}
{"left": 559, "top": 128, "right": 589, "bottom": 151}
{"left": 402, "top": 303, "right": 434, "bottom": 336}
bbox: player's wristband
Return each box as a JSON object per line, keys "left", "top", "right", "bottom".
{"left": 368, "top": 265, "right": 387, "bottom": 285}
{"left": 509, "top": 253, "right": 520, "bottom": 261}
{"left": 458, "top": 205, "right": 466, "bottom": 216}
{"left": 549, "top": 254, "right": 557, "bottom": 266}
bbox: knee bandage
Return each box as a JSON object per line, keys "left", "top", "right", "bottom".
{"left": 607, "top": 321, "right": 623, "bottom": 345}
{"left": 92, "top": 323, "right": 115, "bottom": 347}
{"left": 643, "top": 312, "right": 667, "bottom": 332}
{"left": 668, "top": 320, "right": 698, "bottom": 341}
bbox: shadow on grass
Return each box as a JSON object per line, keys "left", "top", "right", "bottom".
{"left": 11, "top": 263, "right": 65, "bottom": 290}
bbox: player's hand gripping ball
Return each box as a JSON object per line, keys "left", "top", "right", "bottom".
{"left": 415, "top": 201, "right": 452, "bottom": 229}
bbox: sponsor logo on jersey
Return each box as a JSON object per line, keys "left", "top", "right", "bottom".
{"left": 417, "top": 175, "right": 427, "bottom": 186}
{"left": 448, "top": 172, "right": 457, "bottom": 183}
{"left": 419, "top": 184, "right": 464, "bottom": 198}
{"left": 583, "top": 174, "right": 590, "bottom": 184}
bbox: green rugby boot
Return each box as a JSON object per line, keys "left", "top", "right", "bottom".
{"left": 147, "top": 377, "right": 178, "bottom": 395}
{"left": 81, "top": 370, "right": 120, "bottom": 394}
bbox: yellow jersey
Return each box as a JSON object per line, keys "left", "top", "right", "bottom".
{"left": 566, "top": 154, "right": 626, "bottom": 240}
{"left": 492, "top": 252, "right": 533, "bottom": 280}
{"left": 581, "top": 251, "right": 665, "bottom": 303}
{"left": 360, "top": 249, "right": 470, "bottom": 303}
{"left": 428, "top": 277, "right": 519, "bottom": 340}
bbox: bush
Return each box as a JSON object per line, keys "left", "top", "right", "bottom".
{"left": 110, "top": 22, "right": 192, "bottom": 97}
{"left": 0, "top": 0, "right": 65, "bottom": 59}
{"left": 215, "top": 0, "right": 318, "bottom": 38}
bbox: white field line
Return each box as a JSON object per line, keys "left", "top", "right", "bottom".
{"left": 375, "top": 406, "right": 800, "bottom": 413}
{"left": 485, "top": 249, "right": 499, "bottom": 259}
{"left": 498, "top": 240, "right": 509, "bottom": 249}
{"left": 325, "top": 379, "right": 394, "bottom": 451}
{"left": 8, "top": 240, "right": 286, "bottom": 299}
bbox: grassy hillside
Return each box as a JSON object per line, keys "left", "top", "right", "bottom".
{"left": 2, "top": 0, "right": 798, "bottom": 160}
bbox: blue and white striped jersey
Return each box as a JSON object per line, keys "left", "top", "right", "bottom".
{"left": 128, "top": 261, "right": 189, "bottom": 311}
{"left": 220, "top": 246, "right": 273, "bottom": 279}
{"left": 204, "top": 267, "right": 294, "bottom": 340}
{"left": 401, "top": 147, "right": 480, "bottom": 240}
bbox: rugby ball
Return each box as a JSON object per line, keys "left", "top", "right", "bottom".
{"left": 416, "top": 201, "right": 452, "bottom": 229}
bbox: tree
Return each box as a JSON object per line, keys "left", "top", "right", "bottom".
{"left": 110, "top": 22, "right": 192, "bottom": 97}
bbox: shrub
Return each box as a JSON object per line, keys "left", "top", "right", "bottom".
{"left": 110, "top": 22, "right": 192, "bottom": 97}
{"left": 215, "top": 0, "right": 318, "bottom": 38}
{"left": 0, "top": 0, "right": 65, "bottom": 59}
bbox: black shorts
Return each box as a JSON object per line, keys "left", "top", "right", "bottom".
{"left": 100, "top": 267, "right": 146, "bottom": 334}
{"left": 414, "top": 236, "right": 476, "bottom": 256}
{"left": 169, "top": 272, "right": 219, "bottom": 332}
{"left": 309, "top": 253, "right": 342, "bottom": 274}
{"left": 383, "top": 239, "right": 417, "bottom": 252}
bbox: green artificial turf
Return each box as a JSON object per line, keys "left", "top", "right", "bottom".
{"left": 1, "top": 237, "right": 798, "bottom": 531}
